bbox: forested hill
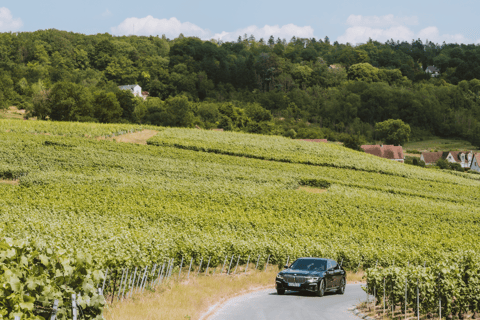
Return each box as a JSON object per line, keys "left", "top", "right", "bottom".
{"left": 1, "top": 29, "right": 480, "bottom": 146}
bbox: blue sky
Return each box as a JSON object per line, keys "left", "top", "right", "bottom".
{"left": 2, "top": 0, "right": 480, "bottom": 44}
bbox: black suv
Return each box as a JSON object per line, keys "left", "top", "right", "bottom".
{"left": 275, "top": 257, "right": 346, "bottom": 296}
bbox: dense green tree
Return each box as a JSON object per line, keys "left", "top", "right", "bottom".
{"left": 93, "top": 91, "right": 122, "bottom": 123}
{"left": 49, "top": 82, "right": 94, "bottom": 121}
{"left": 375, "top": 119, "right": 411, "bottom": 146}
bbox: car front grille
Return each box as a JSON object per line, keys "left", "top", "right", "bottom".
{"left": 284, "top": 275, "right": 307, "bottom": 284}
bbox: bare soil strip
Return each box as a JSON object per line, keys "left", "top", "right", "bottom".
{"left": 106, "top": 129, "right": 158, "bottom": 145}
{"left": 298, "top": 186, "right": 327, "bottom": 194}
{"left": 0, "top": 179, "right": 19, "bottom": 185}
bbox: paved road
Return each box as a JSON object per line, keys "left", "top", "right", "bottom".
{"left": 210, "top": 284, "right": 368, "bottom": 320}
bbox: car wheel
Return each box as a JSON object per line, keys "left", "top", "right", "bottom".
{"left": 277, "top": 289, "right": 285, "bottom": 295}
{"left": 337, "top": 278, "right": 346, "bottom": 295}
{"left": 316, "top": 279, "right": 325, "bottom": 297}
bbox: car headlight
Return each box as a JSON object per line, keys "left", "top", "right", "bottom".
{"left": 276, "top": 274, "right": 284, "bottom": 280}
{"left": 307, "top": 277, "right": 319, "bottom": 282}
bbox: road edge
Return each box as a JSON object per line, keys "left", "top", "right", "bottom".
{"left": 199, "top": 285, "right": 275, "bottom": 320}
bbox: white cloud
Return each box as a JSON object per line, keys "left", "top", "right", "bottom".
{"left": 102, "top": 9, "right": 112, "bottom": 17}
{"left": 338, "top": 14, "right": 475, "bottom": 45}
{"left": 417, "top": 26, "right": 470, "bottom": 44}
{"left": 111, "top": 16, "right": 210, "bottom": 38}
{"left": 112, "top": 16, "right": 313, "bottom": 41}
{"left": 0, "top": 7, "right": 22, "bottom": 32}
{"left": 346, "top": 14, "right": 418, "bottom": 28}
{"left": 338, "top": 25, "right": 414, "bottom": 44}
{"left": 212, "top": 24, "right": 314, "bottom": 42}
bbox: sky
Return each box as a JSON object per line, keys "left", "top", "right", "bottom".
{"left": 2, "top": 0, "right": 480, "bottom": 45}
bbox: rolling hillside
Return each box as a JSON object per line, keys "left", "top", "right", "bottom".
{"left": 1, "top": 119, "right": 480, "bottom": 317}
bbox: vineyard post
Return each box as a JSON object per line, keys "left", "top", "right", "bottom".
{"left": 15, "top": 317, "right": 20, "bottom": 320}
{"left": 158, "top": 262, "right": 165, "bottom": 285}
{"left": 178, "top": 257, "right": 184, "bottom": 280}
{"left": 438, "top": 272, "right": 441, "bottom": 320}
{"left": 383, "top": 277, "right": 385, "bottom": 316}
{"left": 255, "top": 255, "right": 260, "bottom": 270}
{"left": 121, "top": 268, "right": 129, "bottom": 300}
{"left": 221, "top": 255, "right": 227, "bottom": 273}
{"left": 125, "top": 269, "right": 133, "bottom": 300}
{"left": 169, "top": 258, "right": 174, "bottom": 278}
{"left": 102, "top": 268, "right": 108, "bottom": 294}
{"left": 245, "top": 255, "right": 251, "bottom": 273}
{"left": 111, "top": 270, "right": 118, "bottom": 304}
{"left": 187, "top": 258, "right": 193, "bottom": 279}
{"left": 227, "top": 255, "right": 234, "bottom": 274}
{"left": 404, "top": 276, "right": 407, "bottom": 319}
{"left": 117, "top": 268, "right": 126, "bottom": 301}
{"left": 417, "top": 278, "right": 419, "bottom": 320}
{"left": 129, "top": 267, "right": 137, "bottom": 298}
{"left": 165, "top": 260, "right": 171, "bottom": 281}
{"left": 141, "top": 266, "right": 150, "bottom": 292}
{"left": 264, "top": 255, "right": 270, "bottom": 272}
{"left": 137, "top": 266, "right": 147, "bottom": 293}
{"left": 375, "top": 260, "right": 378, "bottom": 310}
{"left": 197, "top": 257, "right": 204, "bottom": 276}
{"left": 286, "top": 256, "right": 289, "bottom": 267}
{"left": 150, "top": 264, "right": 157, "bottom": 287}
{"left": 154, "top": 262, "right": 163, "bottom": 286}
{"left": 72, "top": 294, "right": 77, "bottom": 320}
{"left": 166, "top": 260, "right": 171, "bottom": 279}
{"left": 134, "top": 267, "right": 142, "bottom": 293}
{"left": 366, "top": 277, "right": 369, "bottom": 305}
{"left": 205, "top": 257, "right": 211, "bottom": 276}
{"left": 234, "top": 256, "right": 240, "bottom": 274}
{"left": 356, "top": 262, "right": 360, "bottom": 274}
{"left": 50, "top": 299, "right": 59, "bottom": 320}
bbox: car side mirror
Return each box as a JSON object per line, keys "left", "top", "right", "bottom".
{"left": 284, "top": 265, "right": 289, "bottom": 269}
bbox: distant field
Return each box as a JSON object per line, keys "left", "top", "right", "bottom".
{"left": 404, "top": 137, "right": 478, "bottom": 152}
{"left": 0, "top": 106, "right": 34, "bottom": 120}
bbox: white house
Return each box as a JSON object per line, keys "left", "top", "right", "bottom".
{"left": 471, "top": 153, "right": 480, "bottom": 173}
{"left": 445, "top": 151, "right": 473, "bottom": 168}
{"left": 425, "top": 66, "right": 440, "bottom": 77}
{"left": 119, "top": 84, "right": 144, "bottom": 99}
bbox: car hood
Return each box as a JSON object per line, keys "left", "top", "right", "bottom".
{"left": 279, "top": 269, "right": 325, "bottom": 277}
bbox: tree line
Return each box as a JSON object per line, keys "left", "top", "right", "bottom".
{"left": 0, "top": 29, "right": 480, "bottom": 147}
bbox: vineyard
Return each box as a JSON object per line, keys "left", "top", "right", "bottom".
{"left": 363, "top": 254, "right": 480, "bottom": 318}
{"left": 1, "top": 119, "right": 480, "bottom": 318}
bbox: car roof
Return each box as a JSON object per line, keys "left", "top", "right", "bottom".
{"left": 296, "top": 257, "right": 330, "bottom": 261}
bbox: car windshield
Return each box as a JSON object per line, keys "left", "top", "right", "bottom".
{"left": 290, "top": 259, "right": 327, "bottom": 271}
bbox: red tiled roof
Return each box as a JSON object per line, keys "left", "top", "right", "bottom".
{"left": 361, "top": 145, "right": 404, "bottom": 160}
{"left": 421, "top": 151, "right": 447, "bottom": 164}
{"left": 297, "top": 139, "right": 328, "bottom": 143}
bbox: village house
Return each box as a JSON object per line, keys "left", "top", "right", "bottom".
{"left": 471, "top": 153, "right": 480, "bottom": 172}
{"left": 420, "top": 151, "right": 474, "bottom": 168}
{"left": 425, "top": 66, "right": 440, "bottom": 77}
{"left": 361, "top": 145, "right": 405, "bottom": 162}
{"left": 118, "top": 84, "right": 148, "bottom": 100}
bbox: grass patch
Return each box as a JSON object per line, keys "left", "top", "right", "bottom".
{"left": 104, "top": 266, "right": 278, "bottom": 320}
{"left": 346, "top": 269, "right": 365, "bottom": 283}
